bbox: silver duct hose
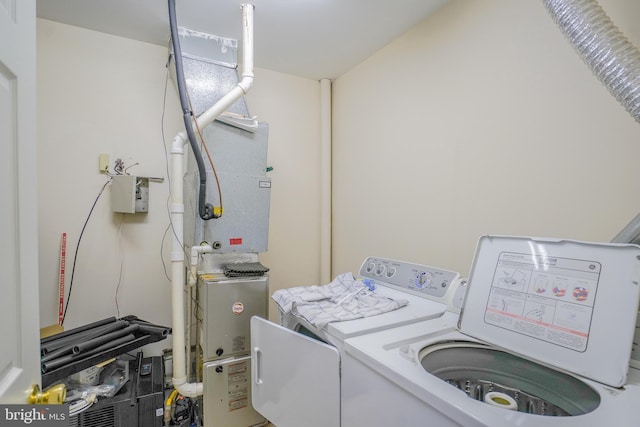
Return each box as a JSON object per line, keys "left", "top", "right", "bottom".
{"left": 542, "top": 0, "right": 640, "bottom": 244}
{"left": 611, "top": 211, "right": 640, "bottom": 244}
{"left": 542, "top": 0, "right": 640, "bottom": 124}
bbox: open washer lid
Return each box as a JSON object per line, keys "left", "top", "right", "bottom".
{"left": 459, "top": 235, "right": 640, "bottom": 388}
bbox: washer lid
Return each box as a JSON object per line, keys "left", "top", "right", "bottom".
{"left": 459, "top": 235, "right": 640, "bottom": 388}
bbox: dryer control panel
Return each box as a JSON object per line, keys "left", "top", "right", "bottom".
{"left": 358, "top": 257, "right": 459, "bottom": 301}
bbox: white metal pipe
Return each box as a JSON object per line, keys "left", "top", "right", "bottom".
{"left": 239, "top": 3, "right": 254, "bottom": 83}
{"left": 170, "top": 134, "right": 203, "bottom": 397}
{"left": 190, "top": 244, "right": 214, "bottom": 268}
{"left": 320, "top": 78, "right": 332, "bottom": 284}
{"left": 170, "top": 4, "right": 255, "bottom": 398}
{"left": 185, "top": 243, "right": 213, "bottom": 375}
{"left": 185, "top": 244, "right": 213, "bottom": 377}
{"left": 186, "top": 276, "right": 192, "bottom": 384}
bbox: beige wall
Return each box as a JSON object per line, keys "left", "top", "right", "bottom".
{"left": 244, "top": 69, "right": 322, "bottom": 319}
{"left": 36, "top": 19, "right": 321, "bottom": 337}
{"left": 37, "top": 0, "right": 640, "bottom": 350}
{"left": 332, "top": 0, "right": 640, "bottom": 278}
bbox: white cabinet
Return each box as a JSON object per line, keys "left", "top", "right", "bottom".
{"left": 250, "top": 316, "right": 340, "bottom": 427}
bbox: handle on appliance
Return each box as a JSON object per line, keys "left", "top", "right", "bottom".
{"left": 253, "top": 346, "right": 263, "bottom": 385}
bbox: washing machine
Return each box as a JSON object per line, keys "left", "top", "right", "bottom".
{"left": 342, "top": 235, "right": 640, "bottom": 427}
{"left": 250, "top": 256, "right": 461, "bottom": 427}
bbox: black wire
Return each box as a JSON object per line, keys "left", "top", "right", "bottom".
{"left": 160, "top": 64, "right": 173, "bottom": 283}
{"left": 160, "top": 61, "right": 191, "bottom": 266}
{"left": 160, "top": 224, "right": 172, "bottom": 282}
{"left": 61, "top": 178, "right": 112, "bottom": 325}
{"left": 161, "top": 65, "right": 171, "bottom": 188}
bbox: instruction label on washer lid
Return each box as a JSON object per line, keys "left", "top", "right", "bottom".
{"left": 485, "top": 252, "right": 600, "bottom": 352}
{"left": 459, "top": 236, "right": 640, "bottom": 388}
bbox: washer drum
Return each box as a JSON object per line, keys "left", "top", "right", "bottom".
{"left": 420, "top": 342, "right": 600, "bottom": 416}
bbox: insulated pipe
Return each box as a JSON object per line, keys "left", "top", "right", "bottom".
{"left": 41, "top": 320, "right": 129, "bottom": 361}
{"left": 168, "top": 0, "right": 214, "bottom": 220}
{"left": 40, "top": 317, "right": 117, "bottom": 344}
{"left": 129, "top": 322, "right": 170, "bottom": 337}
{"left": 41, "top": 343, "right": 75, "bottom": 363}
{"left": 41, "top": 334, "right": 138, "bottom": 373}
{"left": 320, "top": 79, "right": 332, "bottom": 284}
{"left": 41, "top": 320, "right": 129, "bottom": 354}
{"left": 170, "top": 4, "right": 255, "bottom": 399}
{"left": 542, "top": 0, "right": 640, "bottom": 124}
{"left": 72, "top": 325, "right": 139, "bottom": 355}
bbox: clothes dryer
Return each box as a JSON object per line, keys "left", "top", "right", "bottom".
{"left": 342, "top": 236, "right": 640, "bottom": 427}
{"left": 250, "top": 257, "right": 461, "bottom": 427}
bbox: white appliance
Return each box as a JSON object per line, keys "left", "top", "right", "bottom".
{"left": 342, "top": 236, "right": 640, "bottom": 427}
{"left": 250, "top": 257, "right": 461, "bottom": 427}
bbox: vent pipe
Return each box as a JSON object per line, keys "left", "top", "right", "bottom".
{"left": 320, "top": 79, "right": 332, "bottom": 283}
{"left": 542, "top": 0, "right": 640, "bottom": 124}
{"left": 542, "top": 1, "right": 640, "bottom": 243}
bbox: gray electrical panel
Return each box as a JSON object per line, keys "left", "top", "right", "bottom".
{"left": 111, "top": 175, "right": 149, "bottom": 213}
{"left": 184, "top": 120, "right": 271, "bottom": 253}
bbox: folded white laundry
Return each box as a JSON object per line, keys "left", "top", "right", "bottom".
{"left": 272, "top": 272, "right": 408, "bottom": 329}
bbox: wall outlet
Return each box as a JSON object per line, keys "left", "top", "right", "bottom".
{"left": 99, "top": 153, "right": 110, "bottom": 173}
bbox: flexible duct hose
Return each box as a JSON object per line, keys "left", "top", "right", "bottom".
{"left": 168, "top": 0, "right": 215, "bottom": 220}
{"left": 542, "top": 0, "right": 640, "bottom": 124}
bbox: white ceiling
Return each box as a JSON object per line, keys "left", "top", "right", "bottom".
{"left": 36, "top": 0, "right": 448, "bottom": 80}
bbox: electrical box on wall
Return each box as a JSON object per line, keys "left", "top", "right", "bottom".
{"left": 112, "top": 175, "right": 149, "bottom": 213}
